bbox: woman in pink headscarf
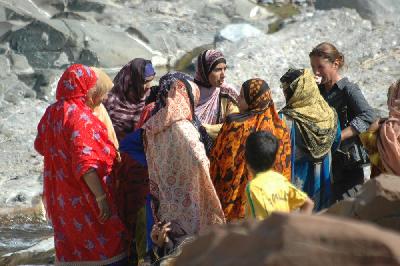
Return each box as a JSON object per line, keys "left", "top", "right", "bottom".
{"left": 143, "top": 79, "right": 225, "bottom": 237}
{"left": 360, "top": 80, "right": 400, "bottom": 177}
{"left": 194, "top": 49, "right": 239, "bottom": 139}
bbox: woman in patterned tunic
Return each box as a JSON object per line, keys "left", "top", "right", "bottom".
{"left": 143, "top": 79, "right": 225, "bottom": 236}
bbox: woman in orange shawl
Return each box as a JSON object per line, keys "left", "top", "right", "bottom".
{"left": 210, "top": 78, "right": 291, "bottom": 221}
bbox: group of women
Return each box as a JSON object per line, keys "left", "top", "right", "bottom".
{"left": 34, "top": 42, "right": 400, "bottom": 265}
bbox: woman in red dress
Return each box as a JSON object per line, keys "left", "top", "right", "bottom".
{"left": 34, "top": 64, "right": 127, "bottom": 265}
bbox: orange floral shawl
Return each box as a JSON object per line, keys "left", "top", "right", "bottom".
{"left": 210, "top": 78, "right": 291, "bottom": 221}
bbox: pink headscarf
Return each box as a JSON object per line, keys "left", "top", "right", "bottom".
{"left": 377, "top": 80, "right": 400, "bottom": 175}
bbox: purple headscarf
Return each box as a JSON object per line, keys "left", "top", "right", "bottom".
{"left": 194, "top": 50, "right": 226, "bottom": 88}
{"left": 194, "top": 50, "right": 238, "bottom": 125}
{"left": 104, "top": 58, "right": 154, "bottom": 140}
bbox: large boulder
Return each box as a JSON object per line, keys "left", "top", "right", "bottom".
{"left": 175, "top": 213, "right": 400, "bottom": 266}
{"left": 7, "top": 19, "right": 72, "bottom": 68}
{"left": 315, "top": 0, "right": 400, "bottom": 25}
{"left": 6, "top": 18, "right": 161, "bottom": 68}
{"left": 325, "top": 174, "right": 400, "bottom": 232}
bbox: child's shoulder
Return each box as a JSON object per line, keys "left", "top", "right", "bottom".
{"left": 250, "top": 170, "right": 287, "bottom": 188}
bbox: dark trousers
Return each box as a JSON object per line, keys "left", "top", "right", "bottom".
{"left": 331, "top": 161, "right": 365, "bottom": 203}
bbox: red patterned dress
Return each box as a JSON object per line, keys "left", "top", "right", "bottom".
{"left": 34, "top": 64, "right": 126, "bottom": 265}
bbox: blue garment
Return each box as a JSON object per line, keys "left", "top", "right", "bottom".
{"left": 144, "top": 63, "right": 156, "bottom": 78}
{"left": 145, "top": 194, "right": 155, "bottom": 252}
{"left": 119, "top": 128, "right": 147, "bottom": 167}
{"left": 282, "top": 114, "right": 341, "bottom": 211}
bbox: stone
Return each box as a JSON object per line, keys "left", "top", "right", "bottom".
{"left": 7, "top": 19, "right": 70, "bottom": 68}
{"left": 0, "top": 22, "right": 13, "bottom": 40}
{"left": 9, "top": 52, "right": 34, "bottom": 75}
{"left": 315, "top": 0, "right": 400, "bottom": 25}
{"left": 326, "top": 174, "right": 400, "bottom": 232}
{"left": 51, "top": 11, "right": 88, "bottom": 20}
{"left": 175, "top": 213, "right": 400, "bottom": 266}
{"left": 0, "top": 237, "right": 54, "bottom": 265}
{"left": 216, "top": 23, "right": 265, "bottom": 43}
{"left": 0, "top": 54, "right": 11, "bottom": 78}
{"left": 0, "top": 0, "right": 54, "bottom": 20}
{"left": 28, "top": 69, "right": 63, "bottom": 100}
{"left": 64, "top": 0, "right": 106, "bottom": 13}
{"left": 1, "top": 76, "right": 36, "bottom": 104}
{"left": 64, "top": 19, "right": 155, "bottom": 68}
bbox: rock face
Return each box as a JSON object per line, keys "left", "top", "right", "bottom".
{"left": 218, "top": 8, "right": 400, "bottom": 115}
{"left": 175, "top": 213, "right": 400, "bottom": 266}
{"left": 315, "top": 0, "right": 400, "bottom": 25}
{"left": 325, "top": 174, "right": 400, "bottom": 232}
{"left": 6, "top": 19, "right": 155, "bottom": 68}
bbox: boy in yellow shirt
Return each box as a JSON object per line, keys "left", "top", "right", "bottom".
{"left": 245, "top": 131, "right": 314, "bottom": 220}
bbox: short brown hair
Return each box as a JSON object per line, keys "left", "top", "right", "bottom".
{"left": 309, "top": 42, "right": 345, "bottom": 69}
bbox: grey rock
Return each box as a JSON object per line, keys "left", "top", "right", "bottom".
{"left": 232, "top": 0, "right": 274, "bottom": 21}
{"left": 63, "top": 0, "right": 106, "bottom": 13}
{"left": 51, "top": 11, "right": 88, "bottom": 20}
{"left": 0, "top": 21, "right": 13, "bottom": 40}
{"left": 26, "top": 69, "right": 63, "bottom": 100}
{"left": 0, "top": 0, "right": 54, "bottom": 20}
{"left": 315, "top": 0, "right": 400, "bottom": 25}
{"left": 7, "top": 19, "right": 70, "bottom": 68}
{"left": 1, "top": 237, "right": 54, "bottom": 265}
{"left": 6, "top": 18, "right": 158, "bottom": 69}
{"left": 1, "top": 76, "right": 36, "bottom": 104}
{"left": 0, "top": 54, "right": 11, "bottom": 78}
{"left": 216, "top": 23, "right": 265, "bottom": 43}
{"left": 9, "top": 52, "right": 34, "bottom": 75}
{"left": 64, "top": 19, "right": 155, "bottom": 68}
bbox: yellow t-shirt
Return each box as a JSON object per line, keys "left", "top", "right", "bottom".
{"left": 245, "top": 170, "right": 308, "bottom": 220}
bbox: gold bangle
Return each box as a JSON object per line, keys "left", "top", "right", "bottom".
{"left": 96, "top": 194, "right": 106, "bottom": 202}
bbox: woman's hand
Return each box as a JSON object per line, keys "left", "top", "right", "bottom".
{"left": 368, "top": 119, "right": 380, "bottom": 132}
{"left": 116, "top": 151, "right": 121, "bottom": 163}
{"left": 82, "top": 169, "right": 111, "bottom": 223}
{"left": 368, "top": 118, "right": 387, "bottom": 132}
{"left": 96, "top": 196, "right": 111, "bottom": 223}
{"left": 151, "top": 222, "right": 171, "bottom": 247}
{"left": 340, "top": 126, "right": 358, "bottom": 141}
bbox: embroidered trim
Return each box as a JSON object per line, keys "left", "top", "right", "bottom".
{"left": 55, "top": 252, "right": 127, "bottom": 266}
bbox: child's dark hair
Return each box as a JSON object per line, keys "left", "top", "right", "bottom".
{"left": 245, "top": 131, "right": 279, "bottom": 173}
